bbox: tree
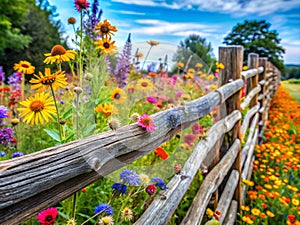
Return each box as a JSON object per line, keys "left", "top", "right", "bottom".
{"left": 223, "top": 20, "right": 285, "bottom": 71}
{"left": 0, "top": 0, "right": 66, "bottom": 76}
{"left": 173, "top": 34, "right": 215, "bottom": 72}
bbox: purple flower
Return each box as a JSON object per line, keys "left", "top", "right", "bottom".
{"left": 111, "top": 183, "right": 127, "bottom": 195}
{"left": 7, "top": 72, "right": 22, "bottom": 88}
{"left": 94, "top": 203, "right": 113, "bottom": 215}
{"left": 0, "top": 128, "right": 14, "bottom": 146}
{"left": 120, "top": 169, "right": 140, "bottom": 186}
{"left": 12, "top": 152, "right": 24, "bottom": 158}
{"left": 0, "top": 151, "right": 6, "bottom": 157}
{"left": 83, "top": 0, "right": 102, "bottom": 39}
{"left": 59, "top": 101, "right": 64, "bottom": 104}
{"left": 114, "top": 34, "right": 131, "bottom": 88}
{"left": 0, "top": 66, "right": 5, "bottom": 84}
{"left": 151, "top": 177, "right": 168, "bottom": 190}
{"left": 146, "top": 96, "right": 157, "bottom": 104}
{"left": 0, "top": 105, "right": 9, "bottom": 119}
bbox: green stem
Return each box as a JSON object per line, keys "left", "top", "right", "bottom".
{"left": 115, "top": 189, "right": 133, "bottom": 224}
{"left": 50, "top": 84, "right": 62, "bottom": 141}
{"left": 21, "top": 73, "right": 25, "bottom": 100}
{"left": 75, "top": 94, "right": 80, "bottom": 139}
{"left": 72, "top": 192, "right": 77, "bottom": 219}
{"left": 79, "top": 11, "right": 83, "bottom": 85}
{"left": 141, "top": 46, "right": 153, "bottom": 71}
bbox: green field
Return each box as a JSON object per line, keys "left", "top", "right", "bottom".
{"left": 281, "top": 82, "right": 300, "bottom": 103}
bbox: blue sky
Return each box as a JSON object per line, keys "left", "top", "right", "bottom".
{"left": 49, "top": 0, "right": 300, "bottom": 65}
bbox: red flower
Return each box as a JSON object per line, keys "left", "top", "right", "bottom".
{"left": 154, "top": 147, "right": 168, "bottom": 160}
{"left": 74, "top": 0, "right": 90, "bottom": 12}
{"left": 37, "top": 208, "right": 58, "bottom": 225}
{"left": 146, "top": 184, "right": 157, "bottom": 195}
{"left": 288, "top": 215, "right": 295, "bottom": 221}
{"left": 81, "top": 188, "right": 87, "bottom": 193}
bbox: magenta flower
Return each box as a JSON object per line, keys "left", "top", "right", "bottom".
{"left": 183, "top": 134, "right": 196, "bottom": 146}
{"left": 37, "top": 208, "right": 58, "bottom": 225}
{"left": 138, "top": 114, "right": 155, "bottom": 132}
{"left": 192, "top": 123, "right": 202, "bottom": 134}
{"left": 146, "top": 184, "right": 157, "bottom": 195}
{"left": 74, "top": 0, "right": 90, "bottom": 12}
{"left": 146, "top": 96, "right": 157, "bottom": 104}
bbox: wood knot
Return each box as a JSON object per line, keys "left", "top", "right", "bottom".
{"left": 167, "top": 112, "right": 179, "bottom": 129}
{"left": 91, "top": 158, "right": 101, "bottom": 171}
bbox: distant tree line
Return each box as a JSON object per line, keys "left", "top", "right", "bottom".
{"left": 281, "top": 65, "right": 300, "bottom": 80}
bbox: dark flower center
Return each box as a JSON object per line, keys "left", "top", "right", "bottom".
{"left": 45, "top": 215, "right": 53, "bottom": 222}
{"left": 114, "top": 93, "right": 120, "bottom": 99}
{"left": 21, "top": 64, "right": 29, "bottom": 68}
{"left": 101, "top": 25, "right": 109, "bottom": 33}
{"left": 103, "top": 42, "right": 110, "bottom": 49}
{"left": 142, "top": 118, "right": 150, "bottom": 125}
{"left": 41, "top": 76, "right": 56, "bottom": 85}
{"left": 141, "top": 82, "right": 148, "bottom": 87}
{"left": 51, "top": 45, "right": 67, "bottom": 56}
{"left": 30, "top": 100, "right": 45, "bottom": 113}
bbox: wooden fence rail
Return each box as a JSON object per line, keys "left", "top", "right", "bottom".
{"left": 0, "top": 46, "right": 280, "bottom": 225}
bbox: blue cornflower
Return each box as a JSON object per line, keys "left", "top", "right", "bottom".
{"left": 94, "top": 203, "right": 113, "bottom": 215}
{"left": 120, "top": 169, "right": 140, "bottom": 186}
{"left": 0, "top": 105, "right": 9, "bottom": 119}
{"left": 111, "top": 182, "right": 127, "bottom": 195}
{"left": 12, "top": 152, "right": 24, "bottom": 158}
{"left": 0, "top": 151, "right": 6, "bottom": 157}
{"left": 151, "top": 177, "right": 168, "bottom": 190}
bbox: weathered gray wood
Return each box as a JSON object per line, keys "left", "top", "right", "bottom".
{"left": 216, "top": 79, "right": 244, "bottom": 104}
{"left": 0, "top": 89, "right": 228, "bottom": 224}
{"left": 241, "top": 104, "right": 259, "bottom": 137}
{"left": 248, "top": 53, "right": 259, "bottom": 108}
{"left": 242, "top": 128, "right": 258, "bottom": 180}
{"left": 180, "top": 139, "right": 240, "bottom": 225}
{"left": 259, "top": 80, "right": 266, "bottom": 86}
{"left": 266, "top": 72, "right": 273, "bottom": 79}
{"left": 134, "top": 110, "right": 241, "bottom": 225}
{"left": 215, "top": 170, "right": 239, "bottom": 224}
{"left": 247, "top": 156, "right": 255, "bottom": 180}
{"left": 223, "top": 200, "right": 238, "bottom": 225}
{"left": 241, "top": 113, "right": 259, "bottom": 166}
{"left": 241, "top": 66, "right": 264, "bottom": 80}
{"left": 240, "top": 85, "right": 261, "bottom": 110}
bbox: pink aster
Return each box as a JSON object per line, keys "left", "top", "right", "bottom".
{"left": 146, "top": 96, "right": 157, "bottom": 104}
{"left": 74, "top": 0, "right": 90, "bottom": 12}
{"left": 192, "top": 123, "right": 202, "bottom": 134}
{"left": 138, "top": 114, "right": 155, "bottom": 132}
{"left": 37, "top": 208, "right": 58, "bottom": 225}
{"left": 183, "top": 134, "right": 196, "bottom": 146}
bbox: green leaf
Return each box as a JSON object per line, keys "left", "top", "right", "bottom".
{"left": 44, "top": 129, "right": 61, "bottom": 142}
{"left": 61, "top": 108, "right": 73, "bottom": 120}
{"left": 64, "top": 133, "right": 75, "bottom": 143}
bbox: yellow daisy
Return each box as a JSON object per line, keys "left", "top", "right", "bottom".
{"left": 30, "top": 68, "right": 68, "bottom": 92}
{"left": 94, "top": 19, "right": 117, "bottom": 37}
{"left": 18, "top": 92, "right": 56, "bottom": 125}
{"left": 44, "top": 45, "right": 77, "bottom": 64}
{"left": 135, "top": 78, "right": 154, "bottom": 92}
{"left": 95, "top": 103, "right": 118, "bottom": 117}
{"left": 94, "top": 37, "right": 117, "bottom": 54}
{"left": 111, "top": 88, "right": 127, "bottom": 104}
{"left": 13, "top": 60, "right": 35, "bottom": 74}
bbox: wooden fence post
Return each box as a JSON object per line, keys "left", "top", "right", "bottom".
{"left": 218, "top": 46, "right": 243, "bottom": 209}
{"left": 248, "top": 53, "right": 259, "bottom": 108}
{"left": 258, "top": 58, "right": 268, "bottom": 144}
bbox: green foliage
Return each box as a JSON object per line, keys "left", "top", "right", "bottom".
{"left": 0, "top": 0, "right": 66, "bottom": 76}
{"left": 174, "top": 34, "right": 215, "bottom": 71}
{"left": 282, "top": 65, "right": 300, "bottom": 80}
{"left": 223, "top": 20, "right": 285, "bottom": 71}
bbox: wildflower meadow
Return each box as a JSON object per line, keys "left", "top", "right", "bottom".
{"left": 0, "top": 1, "right": 299, "bottom": 225}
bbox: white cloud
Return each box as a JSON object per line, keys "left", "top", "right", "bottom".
{"left": 111, "top": 0, "right": 300, "bottom": 16}
{"left": 130, "top": 19, "right": 220, "bottom": 36}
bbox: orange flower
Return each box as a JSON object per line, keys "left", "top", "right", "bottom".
{"left": 154, "top": 147, "right": 168, "bottom": 160}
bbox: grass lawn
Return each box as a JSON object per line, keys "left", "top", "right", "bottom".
{"left": 281, "top": 82, "right": 300, "bottom": 103}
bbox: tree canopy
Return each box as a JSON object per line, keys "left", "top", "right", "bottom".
{"left": 174, "top": 34, "right": 215, "bottom": 72}
{"left": 223, "top": 20, "right": 285, "bottom": 71}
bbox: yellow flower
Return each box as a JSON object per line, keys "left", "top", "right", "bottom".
{"left": 264, "top": 184, "right": 272, "bottom": 190}
{"left": 147, "top": 40, "right": 159, "bottom": 46}
{"left": 177, "top": 61, "right": 184, "bottom": 68}
{"left": 13, "top": 60, "right": 35, "bottom": 74}
{"left": 18, "top": 92, "right": 56, "bottom": 125}
{"left": 206, "top": 208, "right": 214, "bottom": 217}
{"left": 95, "top": 103, "right": 118, "bottom": 117}
{"left": 242, "top": 216, "right": 253, "bottom": 224}
{"left": 292, "top": 198, "right": 299, "bottom": 206}
{"left": 121, "top": 207, "right": 133, "bottom": 221}
{"left": 94, "top": 19, "right": 117, "bottom": 37}
{"left": 30, "top": 68, "right": 68, "bottom": 92}
{"left": 99, "top": 216, "right": 114, "bottom": 225}
{"left": 266, "top": 210, "right": 275, "bottom": 217}
{"left": 135, "top": 78, "right": 154, "bottom": 92}
{"left": 195, "top": 63, "right": 203, "bottom": 68}
{"left": 216, "top": 62, "right": 225, "bottom": 70}
{"left": 44, "top": 45, "right": 77, "bottom": 64}
{"left": 241, "top": 205, "right": 250, "bottom": 211}
{"left": 111, "top": 88, "right": 127, "bottom": 104}
{"left": 94, "top": 37, "right": 117, "bottom": 54}
{"left": 251, "top": 208, "right": 260, "bottom": 216}
{"left": 243, "top": 65, "right": 248, "bottom": 71}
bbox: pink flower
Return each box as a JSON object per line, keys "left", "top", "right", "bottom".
{"left": 146, "top": 184, "right": 157, "bottom": 195}
{"left": 146, "top": 96, "right": 157, "bottom": 104}
{"left": 192, "top": 123, "right": 202, "bottom": 134}
{"left": 37, "top": 208, "right": 58, "bottom": 225}
{"left": 74, "top": 0, "right": 90, "bottom": 12}
{"left": 138, "top": 114, "right": 155, "bottom": 132}
{"left": 183, "top": 134, "right": 196, "bottom": 146}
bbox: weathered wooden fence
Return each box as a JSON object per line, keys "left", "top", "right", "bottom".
{"left": 0, "top": 46, "right": 280, "bottom": 225}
